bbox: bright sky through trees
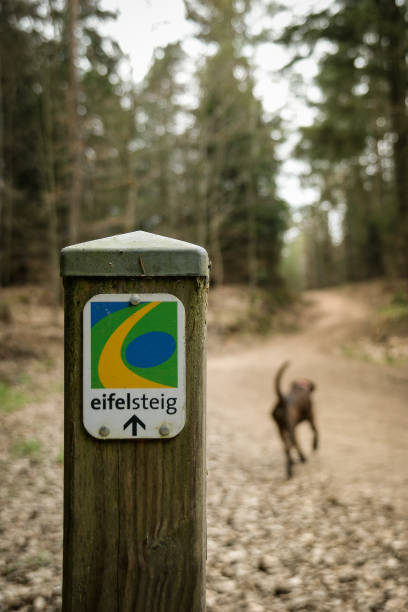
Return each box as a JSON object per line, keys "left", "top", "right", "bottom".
{"left": 100, "top": 0, "right": 326, "bottom": 210}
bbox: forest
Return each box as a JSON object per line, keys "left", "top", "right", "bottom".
{"left": 1, "top": 4, "right": 408, "bottom": 610}
{"left": 0, "top": 0, "right": 407, "bottom": 296}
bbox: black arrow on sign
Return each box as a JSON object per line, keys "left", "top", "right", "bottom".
{"left": 123, "top": 415, "right": 146, "bottom": 437}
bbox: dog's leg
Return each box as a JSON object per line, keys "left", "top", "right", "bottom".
{"left": 285, "top": 446, "right": 293, "bottom": 479}
{"left": 276, "top": 423, "right": 294, "bottom": 478}
{"left": 310, "top": 418, "right": 319, "bottom": 450}
{"left": 287, "top": 422, "right": 306, "bottom": 464}
{"left": 284, "top": 432, "right": 294, "bottom": 478}
{"left": 308, "top": 404, "right": 318, "bottom": 450}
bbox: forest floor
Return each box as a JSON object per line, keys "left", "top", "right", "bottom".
{"left": 0, "top": 280, "right": 407, "bottom": 611}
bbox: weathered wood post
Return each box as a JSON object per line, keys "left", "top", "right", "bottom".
{"left": 60, "top": 231, "right": 208, "bottom": 611}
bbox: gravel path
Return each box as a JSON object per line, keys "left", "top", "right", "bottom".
{"left": 0, "top": 286, "right": 407, "bottom": 611}
{"left": 205, "top": 288, "right": 408, "bottom": 611}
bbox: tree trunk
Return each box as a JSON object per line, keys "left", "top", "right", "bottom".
{"left": 196, "top": 127, "right": 209, "bottom": 248}
{"left": 209, "top": 211, "right": 224, "bottom": 285}
{"left": 36, "top": 0, "right": 61, "bottom": 307}
{"left": 0, "top": 50, "right": 6, "bottom": 285}
{"left": 376, "top": 0, "right": 408, "bottom": 276}
{"left": 247, "top": 102, "right": 258, "bottom": 291}
{"left": 0, "top": 50, "right": 14, "bottom": 286}
{"left": 123, "top": 88, "right": 138, "bottom": 233}
{"left": 67, "top": 0, "right": 82, "bottom": 245}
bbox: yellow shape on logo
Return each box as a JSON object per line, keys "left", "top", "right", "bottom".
{"left": 98, "top": 302, "right": 172, "bottom": 389}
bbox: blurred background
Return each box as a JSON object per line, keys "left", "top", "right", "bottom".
{"left": 0, "top": 1, "right": 407, "bottom": 611}
{"left": 1, "top": 0, "right": 407, "bottom": 295}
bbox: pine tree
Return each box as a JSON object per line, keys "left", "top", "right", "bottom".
{"left": 186, "top": 0, "right": 288, "bottom": 286}
{"left": 280, "top": 0, "right": 408, "bottom": 281}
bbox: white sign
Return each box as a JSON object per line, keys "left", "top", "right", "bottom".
{"left": 83, "top": 293, "right": 185, "bottom": 439}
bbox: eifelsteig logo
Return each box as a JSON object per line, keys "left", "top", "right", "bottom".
{"left": 91, "top": 301, "right": 177, "bottom": 389}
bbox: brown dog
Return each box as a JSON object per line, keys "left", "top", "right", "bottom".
{"left": 272, "top": 361, "right": 318, "bottom": 478}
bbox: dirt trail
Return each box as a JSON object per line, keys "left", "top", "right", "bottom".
{"left": 1, "top": 284, "right": 407, "bottom": 611}
{"left": 207, "top": 287, "right": 408, "bottom": 513}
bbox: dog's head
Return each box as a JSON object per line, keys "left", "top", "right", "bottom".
{"left": 292, "top": 378, "right": 315, "bottom": 393}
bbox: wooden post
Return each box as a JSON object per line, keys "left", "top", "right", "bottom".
{"left": 60, "top": 231, "right": 208, "bottom": 612}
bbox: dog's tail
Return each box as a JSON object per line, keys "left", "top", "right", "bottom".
{"left": 275, "top": 361, "right": 290, "bottom": 401}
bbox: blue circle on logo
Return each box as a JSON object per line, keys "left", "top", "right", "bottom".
{"left": 125, "top": 332, "right": 176, "bottom": 368}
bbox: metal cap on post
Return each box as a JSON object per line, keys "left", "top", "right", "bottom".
{"left": 61, "top": 231, "right": 208, "bottom": 612}
{"left": 61, "top": 230, "right": 209, "bottom": 277}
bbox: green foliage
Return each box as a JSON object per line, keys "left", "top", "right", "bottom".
{"left": 0, "top": 300, "right": 12, "bottom": 323}
{"left": 188, "top": 0, "right": 288, "bottom": 286}
{"left": 56, "top": 447, "right": 64, "bottom": 465}
{"left": 280, "top": 0, "right": 408, "bottom": 286}
{"left": 1, "top": 0, "right": 407, "bottom": 291}
{"left": 378, "top": 302, "right": 408, "bottom": 322}
{"left": 0, "top": 0, "right": 295, "bottom": 291}
{"left": 376, "top": 294, "right": 408, "bottom": 337}
{"left": 0, "top": 382, "right": 28, "bottom": 413}
{"left": 12, "top": 438, "right": 42, "bottom": 458}
{"left": 280, "top": 234, "right": 306, "bottom": 291}
{"left": 5, "top": 552, "right": 51, "bottom": 579}
{"left": 0, "top": 0, "right": 124, "bottom": 283}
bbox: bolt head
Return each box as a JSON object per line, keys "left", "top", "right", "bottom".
{"left": 159, "top": 424, "right": 170, "bottom": 437}
{"left": 130, "top": 294, "right": 141, "bottom": 305}
{"left": 99, "top": 426, "right": 110, "bottom": 437}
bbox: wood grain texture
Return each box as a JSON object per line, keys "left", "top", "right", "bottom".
{"left": 62, "top": 277, "right": 207, "bottom": 612}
